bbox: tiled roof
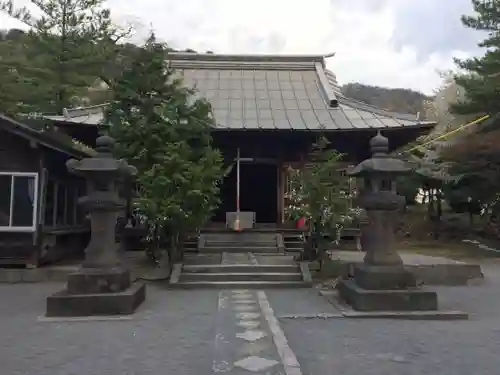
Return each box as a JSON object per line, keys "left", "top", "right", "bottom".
{"left": 45, "top": 53, "right": 436, "bottom": 131}
{"left": 44, "top": 104, "right": 105, "bottom": 125}
{"left": 0, "top": 114, "right": 93, "bottom": 158}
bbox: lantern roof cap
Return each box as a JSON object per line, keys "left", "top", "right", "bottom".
{"left": 348, "top": 132, "right": 410, "bottom": 176}
{"left": 66, "top": 135, "right": 136, "bottom": 176}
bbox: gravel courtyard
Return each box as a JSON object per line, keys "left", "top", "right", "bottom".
{"left": 1, "top": 262, "right": 499, "bottom": 375}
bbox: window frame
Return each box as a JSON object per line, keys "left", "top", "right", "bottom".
{"left": 0, "top": 172, "right": 39, "bottom": 232}
{"left": 43, "top": 176, "right": 85, "bottom": 229}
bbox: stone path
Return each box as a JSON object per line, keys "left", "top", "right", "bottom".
{"left": 212, "top": 289, "right": 293, "bottom": 374}
{"left": 213, "top": 252, "right": 301, "bottom": 374}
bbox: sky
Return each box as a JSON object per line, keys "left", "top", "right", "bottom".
{"left": 0, "top": 0, "right": 485, "bottom": 95}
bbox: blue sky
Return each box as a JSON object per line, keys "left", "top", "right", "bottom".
{"left": 0, "top": 0, "right": 484, "bottom": 94}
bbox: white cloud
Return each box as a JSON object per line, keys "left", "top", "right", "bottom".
{"left": 1, "top": 0, "right": 480, "bottom": 95}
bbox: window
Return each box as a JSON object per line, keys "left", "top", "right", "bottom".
{"left": 0, "top": 172, "right": 38, "bottom": 231}
{"left": 381, "top": 179, "right": 392, "bottom": 191}
{"left": 43, "top": 177, "right": 85, "bottom": 228}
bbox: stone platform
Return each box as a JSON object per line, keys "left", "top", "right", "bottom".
{"left": 46, "top": 282, "right": 146, "bottom": 317}
{"left": 46, "top": 267, "right": 146, "bottom": 317}
{"left": 319, "top": 289, "right": 468, "bottom": 320}
{"left": 337, "top": 278, "right": 438, "bottom": 312}
{"left": 322, "top": 251, "right": 484, "bottom": 285}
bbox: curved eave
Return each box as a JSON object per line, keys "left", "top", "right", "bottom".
{"left": 0, "top": 114, "right": 93, "bottom": 158}
{"left": 210, "top": 120, "right": 437, "bottom": 132}
{"left": 44, "top": 114, "right": 103, "bottom": 126}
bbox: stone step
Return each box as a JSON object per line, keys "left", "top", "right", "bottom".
{"left": 205, "top": 241, "right": 276, "bottom": 247}
{"left": 285, "top": 248, "right": 303, "bottom": 253}
{"left": 202, "top": 234, "right": 277, "bottom": 242}
{"left": 170, "top": 280, "right": 310, "bottom": 289}
{"left": 284, "top": 242, "right": 303, "bottom": 246}
{"left": 179, "top": 272, "right": 303, "bottom": 282}
{"left": 201, "top": 246, "right": 279, "bottom": 253}
{"left": 183, "top": 253, "right": 221, "bottom": 261}
{"left": 283, "top": 234, "right": 304, "bottom": 241}
{"left": 285, "top": 243, "right": 304, "bottom": 249}
{"left": 183, "top": 264, "right": 300, "bottom": 273}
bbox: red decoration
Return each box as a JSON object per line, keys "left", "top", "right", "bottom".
{"left": 296, "top": 216, "right": 307, "bottom": 230}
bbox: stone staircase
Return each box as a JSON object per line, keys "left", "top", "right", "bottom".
{"left": 282, "top": 230, "right": 305, "bottom": 253}
{"left": 199, "top": 232, "right": 284, "bottom": 253}
{"left": 170, "top": 231, "right": 311, "bottom": 289}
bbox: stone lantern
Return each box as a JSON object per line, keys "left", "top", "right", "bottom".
{"left": 46, "top": 135, "right": 146, "bottom": 317}
{"left": 338, "top": 132, "right": 438, "bottom": 311}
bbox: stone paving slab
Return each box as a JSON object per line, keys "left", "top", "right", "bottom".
{"left": 212, "top": 289, "right": 286, "bottom": 374}
{"left": 330, "top": 251, "right": 471, "bottom": 265}
{"left": 254, "top": 255, "right": 297, "bottom": 265}
{"left": 324, "top": 251, "right": 484, "bottom": 285}
{"left": 0, "top": 253, "right": 154, "bottom": 284}
{"left": 318, "top": 290, "right": 469, "bottom": 320}
{"left": 0, "top": 265, "right": 78, "bottom": 283}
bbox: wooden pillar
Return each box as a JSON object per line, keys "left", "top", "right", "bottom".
{"left": 277, "top": 161, "right": 284, "bottom": 225}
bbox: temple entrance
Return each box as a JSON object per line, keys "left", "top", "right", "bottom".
{"left": 212, "top": 162, "right": 278, "bottom": 224}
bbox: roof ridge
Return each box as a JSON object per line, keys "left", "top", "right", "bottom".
{"left": 314, "top": 62, "right": 338, "bottom": 107}
{"left": 168, "top": 52, "right": 327, "bottom": 64}
{"left": 169, "top": 59, "right": 319, "bottom": 71}
{"left": 336, "top": 96, "right": 421, "bottom": 121}
{"left": 63, "top": 103, "right": 108, "bottom": 118}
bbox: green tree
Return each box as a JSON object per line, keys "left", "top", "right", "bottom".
{"left": 0, "top": 0, "right": 128, "bottom": 114}
{"left": 437, "top": 1, "right": 500, "bottom": 221}
{"left": 106, "top": 33, "right": 224, "bottom": 266}
{"left": 442, "top": 128, "right": 500, "bottom": 208}
{"left": 0, "top": 29, "right": 32, "bottom": 115}
{"left": 452, "top": 0, "right": 500, "bottom": 115}
{"left": 288, "top": 137, "right": 353, "bottom": 262}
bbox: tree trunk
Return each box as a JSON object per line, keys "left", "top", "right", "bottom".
{"left": 434, "top": 190, "right": 442, "bottom": 239}
{"left": 57, "top": 2, "right": 68, "bottom": 114}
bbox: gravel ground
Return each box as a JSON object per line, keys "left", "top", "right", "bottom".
{"left": 2, "top": 264, "right": 500, "bottom": 375}
{"left": 272, "top": 263, "right": 500, "bottom": 375}
{"left": 0, "top": 283, "right": 218, "bottom": 375}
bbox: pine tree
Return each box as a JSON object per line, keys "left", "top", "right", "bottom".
{"left": 0, "top": 0, "right": 127, "bottom": 114}
{"left": 440, "top": 1, "right": 500, "bottom": 215}
{"left": 0, "top": 29, "right": 35, "bottom": 115}
{"left": 107, "top": 32, "right": 224, "bottom": 262}
{"left": 453, "top": 0, "right": 500, "bottom": 115}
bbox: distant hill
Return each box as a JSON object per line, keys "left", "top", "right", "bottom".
{"left": 342, "top": 83, "right": 432, "bottom": 117}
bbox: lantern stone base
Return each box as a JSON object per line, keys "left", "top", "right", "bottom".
{"left": 354, "top": 263, "right": 418, "bottom": 290}
{"left": 338, "top": 279, "right": 438, "bottom": 312}
{"left": 45, "top": 268, "right": 146, "bottom": 317}
{"left": 67, "top": 268, "right": 133, "bottom": 294}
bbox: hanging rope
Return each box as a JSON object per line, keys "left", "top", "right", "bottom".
{"left": 402, "top": 114, "right": 491, "bottom": 154}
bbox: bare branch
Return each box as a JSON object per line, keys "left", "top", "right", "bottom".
{"left": 0, "top": 0, "right": 35, "bottom": 27}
